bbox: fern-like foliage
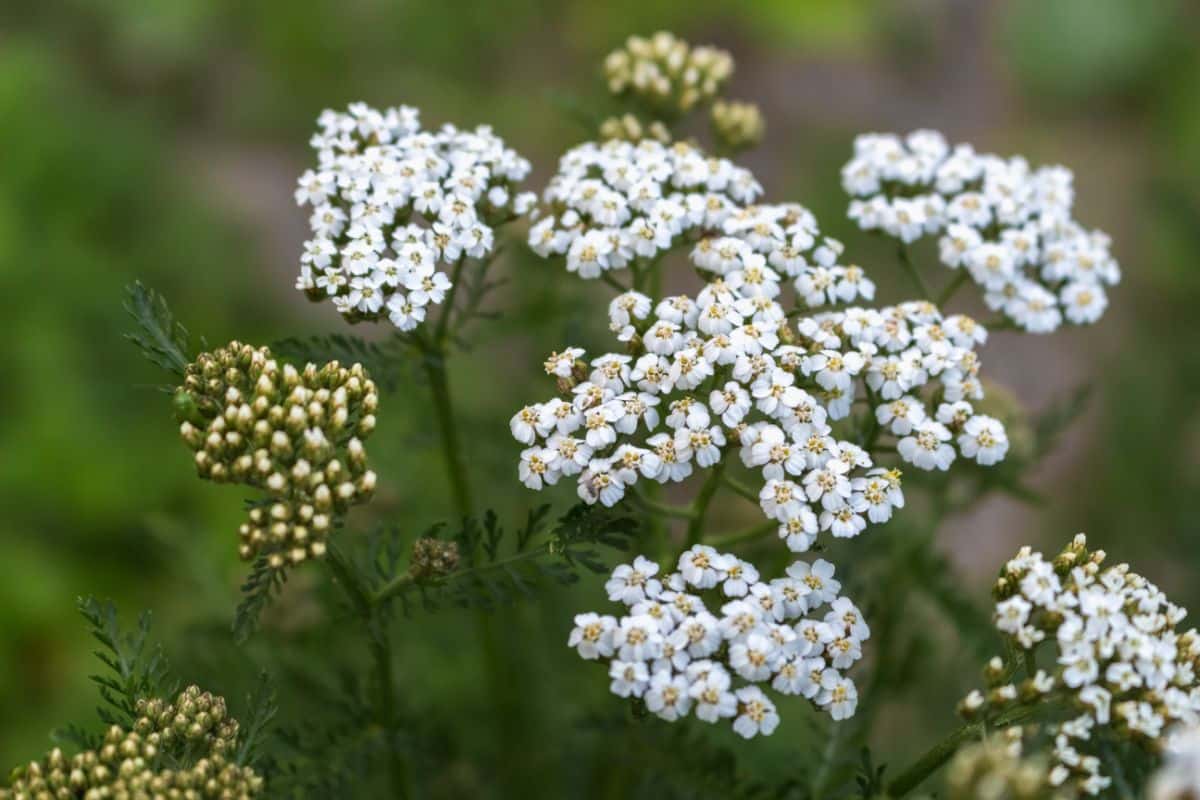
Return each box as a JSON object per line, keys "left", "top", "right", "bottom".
{"left": 578, "top": 713, "right": 782, "bottom": 799}
{"left": 325, "top": 503, "right": 636, "bottom": 621}
{"left": 272, "top": 333, "right": 413, "bottom": 392}
{"left": 76, "top": 596, "right": 177, "bottom": 729}
{"left": 123, "top": 281, "right": 193, "bottom": 377}
{"left": 236, "top": 671, "right": 279, "bottom": 767}
{"left": 393, "top": 503, "right": 636, "bottom": 615}
{"left": 233, "top": 556, "right": 291, "bottom": 643}
{"left": 262, "top": 668, "right": 381, "bottom": 798}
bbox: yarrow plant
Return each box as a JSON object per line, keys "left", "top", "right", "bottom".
{"left": 842, "top": 130, "right": 1121, "bottom": 333}
{"left": 294, "top": 102, "right": 534, "bottom": 330}
{"left": 21, "top": 28, "right": 1184, "bottom": 800}
{"left": 958, "top": 535, "right": 1200, "bottom": 796}
{"left": 571, "top": 548, "right": 865, "bottom": 737}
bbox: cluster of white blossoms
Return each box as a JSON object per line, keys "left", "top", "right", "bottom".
{"left": 960, "top": 535, "right": 1200, "bottom": 796}
{"left": 294, "top": 102, "right": 534, "bottom": 330}
{"left": 529, "top": 139, "right": 879, "bottom": 306}
{"left": 1148, "top": 725, "right": 1200, "bottom": 799}
{"left": 569, "top": 549, "right": 867, "bottom": 736}
{"left": 842, "top": 130, "right": 1120, "bottom": 333}
{"left": 511, "top": 283, "right": 1008, "bottom": 552}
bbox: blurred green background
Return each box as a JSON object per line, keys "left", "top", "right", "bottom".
{"left": 2, "top": 0, "right": 1199, "bottom": 796}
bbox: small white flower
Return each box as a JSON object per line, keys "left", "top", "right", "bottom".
{"left": 568, "top": 613, "right": 617, "bottom": 660}
{"left": 605, "top": 556, "right": 664, "bottom": 605}
{"left": 732, "top": 686, "right": 780, "bottom": 738}
{"left": 608, "top": 659, "right": 649, "bottom": 698}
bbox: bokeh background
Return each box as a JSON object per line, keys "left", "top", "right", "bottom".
{"left": 2, "top": 0, "right": 1199, "bottom": 795}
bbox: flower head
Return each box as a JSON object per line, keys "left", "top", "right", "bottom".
{"left": 843, "top": 130, "right": 1120, "bottom": 334}
{"left": 295, "top": 103, "right": 533, "bottom": 330}
{"left": 569, "top": 550, "right": 868, "bottom": 735}
{"left": 962, "top": 534, "right": 1200, "bottom": 796}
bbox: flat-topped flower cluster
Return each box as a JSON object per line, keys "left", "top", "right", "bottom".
{"left": 843, "top": 130, "right": 1120, "bottom": 333}
{"left": 295, "top": 102, "right": 534, "bottom": 330}
{"left": 961, "top": 535, "right": 1200, "bottom": 796}
{"left": 570, "top": 548, "right": 866, "bottom": 735}
{"left": 512, "top": 289, "right": 1006, "bottom": 553}
{"left": 530, "top": 139, "right": 875, "bottom": 306}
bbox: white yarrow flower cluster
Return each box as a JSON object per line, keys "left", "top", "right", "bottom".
{"left": 963, "top": 535, "right": 1200, "bottom": 796}
{"left": 511, "top": 292, "right": 1007, "bottom": 552}
{"left": 530, "top": 140, "right": 877, "bottom": 309}
{"left": 295, "top": 102, "right": 534, "bottom": 330}
{"left": 569, "top": 549, "right": 867, "bottom": 736}
{"left": 843, "top": 130, "right": 1120, "bottom": 333}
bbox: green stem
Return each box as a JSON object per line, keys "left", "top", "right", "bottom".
{"left": 630, "top": 490, "right": 696, "bottom": 520}
{"left": 982, "top": 315, "right": 1020, "bottom": 331}
{"left": 600, "top": 272, "right": 631, "bottom": 294}
{"left": 720, "top": 475, "right": 760, "bottom": 504}
{"left": 435, "top": 257, "right": 468, "bottom": 344}
{"left": 371, "top": 544, "right": 551, "bottom": 606}
{"left": 935, "top": 270, "right": 970, "bottom": 308}
{"left": 684, "top": 456, "right": 728, "bottom": 546}
{"left": 369, "top": 628, "right": 410, "bottom": 798}
{"left": 421, "top": 350, "right": 473, "bottom": 519}
{"left": 886, "top": 721, "right": 984, "bottom": 798}
{"left": 896, "top": 244, "right": 932, "bottom": 300}
{"left": 706, "top": 519, "right": 777, "bottom": 548}
{"left": 325, "top": 553, "right": 411, "bottom": 799}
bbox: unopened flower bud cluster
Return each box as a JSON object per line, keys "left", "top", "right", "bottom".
{"left": 603, "top": 32, "right": 733, "bottom": 116}
{"left": 295, "top": 102, "right": 535, "bottom": 330}
{"left": 710, "top": 100, "right": 765, "bottom": 152}
{"left": 946, "top": 727, "right": 1065, "bottom": 800}
{"left": 1148, "top": 724, "right": 1200, "bottom": 799}
{"left": 960, "top": 535, "right": 1200, "bottom": 796}
{"left": 0, "top": 685, "right": 263, "bottom": 799}
{"left": 409, "top": 537, "right": 461, "bottom": 580}
{"left": 598, "top": 113, "right": 672, "bottom": 146}
{"left": 842, "top": 130, "right": 1120, "bottom": 333}
{"left": 570, "top": 549, "right": 866, "bottom": 737}
{"left": 177, "top": 342, "right": 378, "bottom": 567}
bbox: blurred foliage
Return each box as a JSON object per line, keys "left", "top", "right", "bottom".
{"left": 0, "top": 0, "right": 1198, "bottom": 797}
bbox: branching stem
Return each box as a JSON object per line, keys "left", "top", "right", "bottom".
{"left": 896, "top": 244, "right": 932, "bottom": 299}
{"left": 684, "top": 455, "right": 728, "bottom": 546}
{"left": 935, "top": 270, "right": 970, "bottom": 308}
{"left": 720, "top": 475, "right": 760, "bottom": 504}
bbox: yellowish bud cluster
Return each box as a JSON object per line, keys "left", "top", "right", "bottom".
{"left": 710, "top": 100, "right": 764, "bottom": 152}
{"left": 0, "top": 686, "right": 263, "bottom": 799}
{"left": 947, "top": 728, "right": 1065, "bottom": 800}
{"left": 409, "top": 537, "right": 461, "bottom": 580}
{"left": 598, "top": 113, "right": 671, "bottom": 145}
{"left": 177, "top": 341, "right": 379, "bottom": 567}
{"left": 604, "top": 31, "right": 733, "bottom": 115}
